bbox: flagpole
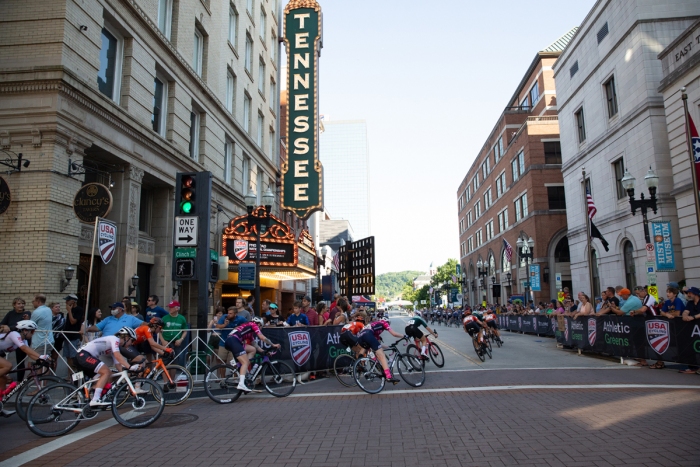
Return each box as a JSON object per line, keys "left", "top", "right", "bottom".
{"left": 681, "top": 87, "right": 700, "bottom": 245}
{"left": 83, "top": 216, "right": 99, "bottom": 332}
{"left": 582, "top": 168, "right": 594, "bottom": 297}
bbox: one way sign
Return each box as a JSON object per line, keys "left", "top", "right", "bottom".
{"left": 174, "top": 216, "right": 198, "bottom": 246}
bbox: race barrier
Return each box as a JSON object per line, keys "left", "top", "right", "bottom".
{"left": 498, "top": 314, "right": 700, "bottom": 366}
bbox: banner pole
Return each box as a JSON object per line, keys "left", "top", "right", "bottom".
{"left": 681, "top": 89, "right": 700, "bottom": 245}
{"left": 582, "top": 168, "right": 594, "bottom": 297}
{"left": 83, "top": 216, "right": 99, "bottom": 331}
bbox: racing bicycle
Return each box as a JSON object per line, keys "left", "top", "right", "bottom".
{"left": 0, "top": 359, "right": 61, "bottom": 421}
{"left": 140, "top": 353, "right": 193, "bottom": 406}
{"left": 466, "top": 327, "right": 491, "bottom": 362}
{"left": 352, "top": 337, "right": 425, "bottom": 394}
{"left": 405, "top": 335, "right": 445, "bottom": 368}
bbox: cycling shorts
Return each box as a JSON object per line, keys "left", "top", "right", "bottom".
{"left": 464, "top": 322, "right": 480, "bottom": 336}
{"left": 224, "top": 335, "right": 247, "bottom": 358}
{"left": 119, "top": 345, "right": 141, "bottom": 362}
{"left": 405, "top": 324, "right": 423, "bottom": 339}
{"left": 76, "top": 351, "right": 103, "bottom": 377}
{"left": 339, "top": 330, "right": 359, "bottom": 348}
{"left": 357, "top": 330, "right": 381, "bottom": 352}
{"left": 486, "top": 321, "right": 498, "bottom": 329}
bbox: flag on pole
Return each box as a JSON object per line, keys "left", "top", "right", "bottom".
{"left": 688, "top": 112, "right": 700, "bottom": 184}
{"left": 332, "top": 252, "right": 339, "bottom": 271}
{"left": 590, "top": 220, "right": 609, "bottom": 252}
{"left": 429, "top": 286, "right": 433, "bottom": 294}
{"left": 451, "top": 274, "right": 457, "bottom": 283}
{"left": 586, "top": 187, "right": 597, "bottom": 219}
{"left": 503, "top": 238, "right": 513, "bottom": 262}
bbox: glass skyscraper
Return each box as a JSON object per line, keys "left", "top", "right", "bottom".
{"left": 319, "top": 119, "right": 371, "bottom": 239}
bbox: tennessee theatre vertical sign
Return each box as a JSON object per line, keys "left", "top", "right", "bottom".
{"left": 282, "top": 0, "right": 323, "bottom": 219}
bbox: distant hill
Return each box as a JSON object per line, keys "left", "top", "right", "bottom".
{"left": 376, "top": 271, "right": 423, "bottom": 300}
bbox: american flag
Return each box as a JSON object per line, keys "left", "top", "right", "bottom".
{"left": 332, "top": 252, "right": 340, "bottom": 271}
{"left": 451, "top": 274, "right": 457, "bottom": 283}
{"left": 688, "top": 112, "right": 700, "bottom": 185}
{"left": 586, "top": 187, "right": 597, "bottom": 219}
{"left": 503, "top": 238, "right": 513, "bottom": 262}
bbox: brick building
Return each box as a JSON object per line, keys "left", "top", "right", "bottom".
{"left": 0, "top": 0, "right": 284, "bottom": 317}
{"left": 456, "top": 29, "right": 576, "bottom": 307}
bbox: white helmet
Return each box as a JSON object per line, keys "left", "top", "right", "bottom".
{"left": 16, "top": 320, "right": 37, "bottom": 331}
{"left": 115, "top": 327, "right": 136, "bottom": 339}
{"left": 252, "top": 317, "right": 265, "bottom": 326}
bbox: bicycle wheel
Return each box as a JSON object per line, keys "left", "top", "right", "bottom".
{"left": 153, "top": 365, "right": 193, "bottom": 406}
{"left": 396, "top": 354, "right": 425, "bottom": 387}
{"left": 111, "top": 379, "right": 164, "bottom": 428}
{"left": 262, "top": 361, "right": 296, "bottom": 397}
{"left": 204, "top": 364, "right": 242, "bottom": 404}
{"left": 333, "top": 354, "right": 357, "bottom": 387}
{"left": 26, "top": 383, "right": 84, "bottom": 437}
{"left": 428, "top": 342, "right": 445, "bottom": 368}
{"left": 405, "top": 344, "right": 423, "bottom": 362}
{"left": 16, "top": 375, "right": 62, "bottom": 421}
{"left": 495, "top": 335, "right": 503, "bottom": 347}
{"left": 484, "top": 340, "right": 492, "bottom": 359}
{"left": 472, "top": 337, "right": 486, "bottom": 362}
{"left": 352, "top": 358, "right": 385, "bottom": 394}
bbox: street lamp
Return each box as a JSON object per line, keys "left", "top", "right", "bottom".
{"left": 621, "top": 167, "right": 658, "bottom": 246}
{"left": 60, "top": 265, "right": 75, "bottom": 292}
{"left": 245, "top": 187, "right": 275, "bottom": 316}
{"left": 128, "top": 274, "right": 139, "bottom": 296}
{"left": 517, "top": 236, "right": 534, "bottom": 307}
{"left": 506, "top": 272, "right": 512, "bottom": 302}
{"left": 476, "top": 260, "right": 488, "bottom": 303}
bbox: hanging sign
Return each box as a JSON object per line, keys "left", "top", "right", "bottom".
{"left": 651, "top": 221, "right": 675, "bottom": 272}
{"left": 0, "top": 176, "right": 11, "bottom": 215}
{"left": 529, "top": 264, "right": 541, "bottom": 291}
{"left": 98, "top": 219, "right": 117, "bottom": 264}
{"left": 73, "top": 183, "right": 113, "bottom": 223}
{"left": 281, "top": 0, "right": 323, "bottom": 219}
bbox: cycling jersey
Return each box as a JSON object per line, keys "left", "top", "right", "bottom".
{"left": 229, "top": 322, "right": 261, "bottom": 345}
{"left": 0, "top": 332, "right": 27, "bottom": 352}
{"left": 134, "top": 324, "right": 153, "bottom": 345}
{"left": 365, "top": 321, "right": 391, "bottom": 340}
{"left": 463, "top": 315, "right": 479, "bottom": 325}
{"left": 483, "top": 313, "right": 495, "bottom": 322}
{"left": 407, "top": 316, "right": 428, "bottom": 328}
{"left": 341, "top": 322, "right": 365, "bottom": 335}
{"left": 80, "top": 336, "right": 121, "bottom": 358}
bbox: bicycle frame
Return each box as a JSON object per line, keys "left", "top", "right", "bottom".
{"left": 0, "top": 364, "right": 48, "bottom": 405}
{"left": 69, "top": 370, "right": 140, "bottom": 413}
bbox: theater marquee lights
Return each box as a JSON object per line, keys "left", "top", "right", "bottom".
{"left": 281, "top": 0, "right": 323, "bottom": 219}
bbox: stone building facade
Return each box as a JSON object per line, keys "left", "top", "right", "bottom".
{"left": 0, "top": 0, "right": 282, "bottom": 318}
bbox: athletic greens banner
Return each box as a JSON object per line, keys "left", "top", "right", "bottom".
{"left": 281, "top": 0, "right": 323, "bottom": 219}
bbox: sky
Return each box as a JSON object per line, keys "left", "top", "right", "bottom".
{"left": 285, "top": 0, "right": 596, "bottom": 274}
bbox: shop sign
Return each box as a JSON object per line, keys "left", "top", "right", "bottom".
{"left": 281, "top": 0, "right": 323, "bottom": 219}
{"left": 222, "top": 210, "right": 298, "bottom": 269}
{"left": 0, "top": 176, "right": 10, "bottom": 215}
{"left": 73, "top": 183, "right": 113, "bottom": 223}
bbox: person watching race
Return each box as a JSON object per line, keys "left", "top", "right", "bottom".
{"left": 356, "top": 318, "right": 405, "bottom": 383}
{"left": 224, "top": 317, "right": 281, "bottom": 392}
{"left": 0, "top": 320, "right": 51, "bottom": 416}
{"left": 463, "top": 309, "right": 486, "bottom": 347}
{"left": 404, "top": 314, "right": 438, "bottom": 359}
{"left": 76, "top": 327, "right": 142, "bottom": 407}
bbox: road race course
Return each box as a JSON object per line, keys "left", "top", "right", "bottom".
{"left": 1, "top": 310, "right": 699, "bottom": 467}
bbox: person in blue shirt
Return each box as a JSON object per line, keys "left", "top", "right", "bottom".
{"left": 87, "top": 302, "right": 143, "bottom": 337}
{"left": 286, "top": 301, "right": 309, "bottom": 327}
{"left": 660, "top": 287, "right": 685, "bottom": 319}
{"left": 214, "top": 306, "right": 246, "bottom": 363}
{"left": 144, "top": 295, "right": 168, "bottom": 321}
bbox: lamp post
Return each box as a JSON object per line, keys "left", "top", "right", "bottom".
{"left": 476, "top": 260, "right": 487, "bottom": 305}
{"left": 517, "top": 237, "right": 534, "bottom": 307}
{"left": 244, "top": 187, "right": 275, "bottom": 317}
{"left": 621, "top": 167, "right": 658, "bottom": 246}
{"left": 128, "top": 274, "right": 139, "bottom": 297}
{"left": 491, "top": 275, "right": 497, "bottom": 305}
{"left": 506, "top": 272, "right": 512, "bottom": 302}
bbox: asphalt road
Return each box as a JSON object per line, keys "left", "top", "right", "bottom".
{"left": 2, "top": 310, "right": 699, "bottom": 467}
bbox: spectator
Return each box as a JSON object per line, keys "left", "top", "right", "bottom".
{"left": 261, "top": 299, "right": 271, "bottom": 316}
{"left": 668, "top": 282, "right": 687, "bottom": 305}
{"left": 660, "top": 287, "right": 684, "bottom": 319}
{"left": 595, "top": 297, "right": 603, "bottom": 312}
{"left": 207, "top": 307, "right": 224, "bottom": 366}
{"left": 62, "top": 294, "right": 84, "bottom": 372}
{"left": 264, "top": 304, "right": 283, "bottom": 326}
{"left": 82, "top": 307, "right": 102, "bottom": 343}
{"left": 615, "top": 286, "right": 626, "bottom": 307}
{"left": 145, "top": 295, "right": 168, "bottom": 320}
{"left": 161, "top": 301, "right": 188, "bottom": 367}
{"left": 598, "top": 287, "right": 619, "bottom": 315}
{"left": 572, "top": 293, "right": 594, "bottom": 319}
{"left": 287, "top": 301, "right": 309, "bottom": 327}
{"left": 235, "top": 297, "right": 251, "bottom": 322}
{"left": 305, "top": 302, "right": 319, "bottom": 326}
{"left": 87, "top": 302, "right": 143, "bottom": 337}
{"left": 0, "top": 297, "right": 31, "bottom": 380}
{"left": 330, "top": 293, "right": 339, "bottom": 312}
{"left": 611, "top": 289, "right": 641, "bottom": 316}
{"left": 30, "top": 294, "right": 54, "bottom": 355}
{"left": 48, "top": 302, "right": 65, "bottom": 371}
{"left": 301, "top": 296, "right": 312, "bottom": 315}
{"left": 215, "top": 306, "right": 244, "bottom": 365}
{"left": 331, "top": 297, "right": 350, "bottom": 325}
{"left": 630, "top": 286, "right": 657, "bottom": 317}
{"left": 317, "top": 302, "right": 329, "bottom": 325}
{"left": 130, "top": 302, "right": 143, "bottom": 320}
{"left": 246, "top": 295, "right": 255, "bottom": 316}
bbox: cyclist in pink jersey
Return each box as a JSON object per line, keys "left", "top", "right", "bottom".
{"left": 224, "top": 317, "right": 280, "bottom": 392}
{"left": 356, "top": 318, "right": 405, "bottom": 383}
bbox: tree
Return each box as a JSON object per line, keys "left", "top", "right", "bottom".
{"left": 430, "top": 259, "right": 459, "bottom": 287}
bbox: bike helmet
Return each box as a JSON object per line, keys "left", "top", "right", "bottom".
{"left": 115, "top": 327, "right": 136, "bottom": 339}
{"left": 149, "top": 317, "right": 164, "bottom": 327}
{"left": 252, "top": 317, "right": 265, "bottom": 326}
{"left": 15, "top": 320, "right": 37, "bottom": 331}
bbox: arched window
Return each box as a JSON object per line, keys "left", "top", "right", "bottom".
{"left": 623, "top": 241, "right": 637, "bottom": 290}
{"left": 501, "top": 249, "right": 511, "bottom": 275}
{"left": 488, "top": 254, "right": 496, "bottom": 277}
{"left": 554, "top": 236, "right": 570, "bottom": 263}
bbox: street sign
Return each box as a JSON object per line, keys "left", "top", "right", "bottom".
{"left": 645, "top": 243, "right": 655, "bottom": 262}
{"left": 420, "top": 300, "right": 426, "bottom": 304}
{"left": 239, "top": 263, "right": 256, "bottom": 290}
{"left": 210, "top": 249, "right": 218, "bottom": 261}
{"left": 648, "top": 285, "right": 659, "bottom": 301}
{"left": 175, "top": 248, "right": 196, "bottom": 259}
{"left": 555, "top": 273, "right": 562, "bottom": 289}
{"left": 174, "top": 216, "right": 198, "bottom": 246}
{"left": 174, "top": 258, "right": 195, "bottom": 278}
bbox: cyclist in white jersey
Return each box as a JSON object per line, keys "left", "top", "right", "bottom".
{"left": 76, "top": 327, "right": 140, "bottom": 407}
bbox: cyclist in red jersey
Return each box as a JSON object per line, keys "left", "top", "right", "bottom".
{"left": 356, "top": 318, "right": 405, "bottom": 383}
{"left": 224, "top": 317, "right": 280, "bottom": 392}
{"left": 482, "top": 311, "right": 502, "bottom": 342}
{"left": 463, "top": 309, "right": 486, "bottom": 346}
{"left": 339, "top": 312, "right": 368, "bottom": 357}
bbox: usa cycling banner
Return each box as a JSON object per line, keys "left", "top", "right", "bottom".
{"left": 259, "top": 325, "right": 346, "bottom": 372}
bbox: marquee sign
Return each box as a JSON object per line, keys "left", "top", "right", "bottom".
{"left": 281, "top": 0, "right": 323, "bottom": 219}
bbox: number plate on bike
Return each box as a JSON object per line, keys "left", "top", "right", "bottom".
{"left": 72, "top": 371, "right": 84, "bottom": 382}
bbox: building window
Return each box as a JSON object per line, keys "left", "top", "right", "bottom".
{"left": 269, "top": 78, "right": 276, "bottom": 109}
{"left": 544, "top": 141, "right": 562, "bottom": 164}
{"left": 247, "top": 0, "right": 253, "bottom": 15}
{"left": 597, "top": 22, "right": 609, "bottom": 44}
{"left": 604, "top": 76, "right": 618, "bottom": 118}
{"left": 476, "top": 230, "right": 483, "bottom": 247}
{"left": 547, "top": 186, "right": 566, "bottom": 210}
{"left": 242, "top": 156, "right": 250, "bottom": 191}
{"left": 501, "top": 247, "right": 511, "bottom": 275}
{"left": 260, "top": 8, "right": 266, "bottom": 41}
{"left": 257, "top": 113, "right": 264, "bottom": 147}
{"left": 97, "top": 25, "right": 123, "bottom": 103}
{"left": 467, "top": 211, "right": 472, "bottom": 227}
{"left": 468, "top": 237, "right": 473, "bottom": 252}
{"left": 511, "top": 159, "right": 519, "bottom": 181}
{"left": 189, "top": 111, "right": 200, "bottom": 160}
{"left": 529, "top": 82, "right": 540, "bottom": 106}
{"left": 484, "top": 188, "right": 492, "bottom": 208}
{"left": 623, "top": 240, "right": 637, "bottom": 290}
{"left": 493, "top": 138, "right": 502, "bottom": 163}
{"left": 575, "top": 108, "right": 586, "bottom": 143}
{"left": 518, "top": 151, "right": 525, "bottom": 176}
{"left": 229, "top": 4, "right": 238, "bottom": 46}
{"left": 498, "top": 209, "right": 509, "bottom": 232}
{"left": 613, "top": 158, "right": 626, "bottom": 200}
{"left": 514, "top": 193, "right": 528, "bottom": 222}
{"left": 570, "top": 60, "right": 579, "bottom": 78}
{"left": 158, "top": 0, "right": 172, "bottom": 39}
{"left": 496, "top": 172, "right": 506, "bottom": 197}
{"left": 193, "top": 29, "right": 203, "bottom": 76}
{"left": 482, "top": 159, "right": 490, "bottom": 180}
{"left": 520, "top": 96, "right": 529, "bottom": 109}
{"left": 245, "top": 34, "right": 253, "bottom": 73}
{"left": 224, "top": 140, "right": 233, "bottom": 184}
{"left": 270, "top": 32, "right": 276, "bottom": 62}
{"left": 258, "top": 59, "right": 265, "bottom": 94}
{"left": 269, "top": 128, "right": 275, "bottom": 159}
{"left": 459, "top": 218, "right": 465, "bottom": 234}
{"left": 226, "top": 70, "right": 235, "bottom": 113}
{"left": 151, "top": 75, "right": 167, "bottom": 136}
{"left": 473, "top": 173, "right": 479, "bottom": 190}
{"left": 466, "top": 186, "right": 471, "bottom": 201}
{"left": 486, "top": 221, "right": 494, "bottom": 241}
{"left": 243, "top": 93, "right": 251, "bottom": 133}
{"left": 138, "top": 187, "right": 152, "bottom": 234}
{"left": 475, "top": 201, "right": 481, "bottom": 218}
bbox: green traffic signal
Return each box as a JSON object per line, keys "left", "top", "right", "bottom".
{"left": 180, "top": 200, "right": 193, "bottom": 214}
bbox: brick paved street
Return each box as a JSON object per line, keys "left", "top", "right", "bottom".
{"left": 2, "top": 313, "right": 700, "bottom": 467}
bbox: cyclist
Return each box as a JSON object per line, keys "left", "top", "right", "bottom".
{"left": 224, "top": 317, "right": 281, "bottom": 392}
{"left": 482, "top": 309, "right": 502, "bottom": 343}
{"left": 356, "top": 318, "right": 405, "bottom": 383}
{"left": 463, "top": 310, "right": 486, "bottom": 352}
{"left": 404, "top": 314, "right": 438, "bottom": 359}
{"left": 0, "top": 320, "right": 51, "bottom": 416}
{"left": 76, "top": 327, "right": 141, "bottom": 407}
{"left": 339, "top": 312, "right": 367, "bottom": 357}
{"left": 132, "top": 318, "right": 172, "bottom": 361}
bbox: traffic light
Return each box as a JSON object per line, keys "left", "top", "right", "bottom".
{"left": 176, "top": 173, "right": 197, "bottom": 215}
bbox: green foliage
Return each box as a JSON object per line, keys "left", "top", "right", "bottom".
{"left": 430, "top": 259, "right": 459, "bottom": 287}
{"left": 375, "top": 270, "right": 423, "bottom": 300}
